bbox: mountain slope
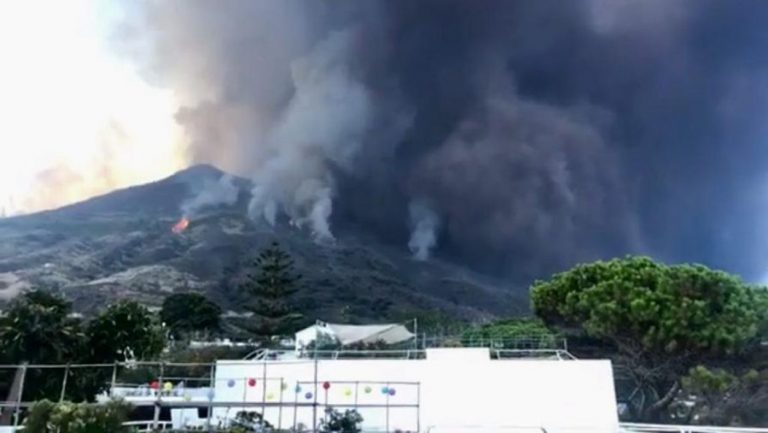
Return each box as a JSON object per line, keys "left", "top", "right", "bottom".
{"left": 0, "top": 165, "right": 526, "bottom": 321}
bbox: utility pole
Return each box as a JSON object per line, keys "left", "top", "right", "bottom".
{"left": 413, "top": 318, "right": 419, "bottom": 352}
{"left": 312, "top": 320, "right": 320, "bottom": 432}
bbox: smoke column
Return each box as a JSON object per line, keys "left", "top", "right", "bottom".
{"left": 408, "top": 201, "right": 439, "bottom": 261}
{"left": 114, "top": 0, "right": 768, "bottom": 282}
{"left": 181, "top": 174, "right": 239, "bottom": 218}
{"left": 245, "top": 29, "right": 376, "bottom": 241}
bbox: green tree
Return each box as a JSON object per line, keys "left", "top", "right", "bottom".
{"left": 160, "top": 292, "right": 221, "bottom": 338}
{"left": 0, "top": 290, "right": 84, "bottom": 364}
{"left": 531, "top": 256, "right": 766, "bottom": 422}
{"left": 675, "top": 365, "right": 768, "bottom": 426}
{"left": 86, "top": 300, "right": 165, "bottom": 362}
{"left": 0, "top": 290, "right": 85, "bottom": 401}
{"left": 61, "top": 301, "right": 166, "bottom": 401}
{"left": 242, "top": 242, "right": 303, "bottom": 338}
{"left": 0, "top": 292, "right": 168, "bottom": 402}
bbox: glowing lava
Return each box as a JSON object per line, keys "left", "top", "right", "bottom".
{"left": 171, "top": 217, "right": 189, "bottom": 234}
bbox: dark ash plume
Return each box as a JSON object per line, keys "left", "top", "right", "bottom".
{"left": 116, "top": 0, "right": 768, "bottom": 282}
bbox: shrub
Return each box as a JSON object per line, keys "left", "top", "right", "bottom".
{"left": 318, "top": 408, "right": 363, "bottom": 433}
{"left": 24, "top": 399, "right": 132, "bottom": 433}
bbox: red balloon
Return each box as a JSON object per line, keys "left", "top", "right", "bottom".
{"left": 322, "top": 381, "right": 331, "bottom": 390}
{"left": 150, "top": 381, "right": 159, "bottom": 389}
{"left": 248, "top": 378, "right": 257, "bottom": 387}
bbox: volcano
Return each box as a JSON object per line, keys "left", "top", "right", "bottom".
{"left": 0, "top": 165, "right": 524, "bottom": 322}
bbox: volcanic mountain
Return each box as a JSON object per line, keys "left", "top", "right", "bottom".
{"left": 0, "top": 165, "right": 525, "bottom": 322}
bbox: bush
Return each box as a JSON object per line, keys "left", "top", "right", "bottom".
{"left": 226, "top": 410, "right": 274, "bottom": 432}
{"left": 24, "top": 399, "right": 132, "bottom": 433}
{"left": 161, "top": 293, "right": 222, "bottom": 338}
{"left": 318, "top": 408, "right": 363, "bottom": 433}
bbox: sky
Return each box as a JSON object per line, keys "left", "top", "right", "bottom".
{"left": 0, "top": 0, "right": 186, "bottom": 215}
{"left": 3, "top": 0, "right": 768, "bottom": 283}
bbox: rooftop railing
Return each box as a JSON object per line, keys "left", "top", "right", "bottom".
{"left": 619, "top": 423, "right": 768, "bottom": 433}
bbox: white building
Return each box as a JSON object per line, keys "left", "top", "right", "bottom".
{"left": 210, "top": 347, "right": 619, "bottom": 433}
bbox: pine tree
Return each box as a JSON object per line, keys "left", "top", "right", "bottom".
{"left": 242, "top": 242, "right": 303, "bottom": 338}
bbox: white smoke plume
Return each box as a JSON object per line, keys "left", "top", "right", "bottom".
{"left": 181, "top": 174, "right": 239, "bottom": 218}
{"left": 408, "top": 201, "right": 440, "bottom": 261}
{"left": 246, "top": 30, "right": 373, "bottom": 242}
{"left": 247, "top": 185, "right": 277, "bottom": 226}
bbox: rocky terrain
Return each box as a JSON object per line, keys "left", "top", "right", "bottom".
{"left": 0, "top": 165, "right": 526, "bottom": 322}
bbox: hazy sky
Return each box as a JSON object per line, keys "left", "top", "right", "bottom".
{"left": 0, "top": 0, "right": 186, "bottom": 215}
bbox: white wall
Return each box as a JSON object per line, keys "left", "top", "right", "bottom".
{"left": 211, "top": 348, "right": 619, "bottom": 433}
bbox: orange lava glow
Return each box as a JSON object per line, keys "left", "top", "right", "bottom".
{"left": 171, "top": 217, "right": 189, "bottom": 234}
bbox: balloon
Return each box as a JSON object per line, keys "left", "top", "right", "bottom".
{"left": 227, "top": 379, "right": 235, "bottom": 388}
{"left": 248, "top": 378, "right": 257, "bottom": 387}
{"left": 388, "top": 388, "right": 396, "bottom": 396}
{"left": 150, "top": 381, "right": 159, "bottom": 390}
{"left": 364, "top": 386, "right": 372, "bottom": 394}
{"left": 322, "top": 382, "right": 331, "bottom": 390}
{"left": 183, "top": 394, "right": 191, "bottom": 402}
{"left": 295, "top": 384, "right": 302, "bottom": 393}
{"left": 381, "top": 386, "right": 389, "bottom": 395}
{"left": 266, "top": 392, "right": 275, "bottom": 401}
{"left": 281, "top": 382, "right": 288, "bottom": 390}
{"left": 305, "top": 392, "right": 313, "bottom": 400}
{"left": 163, "top": 382, "right": 173, "bottom": 392}
{"left": 344, "top": 388, "right": 352, "bottom": 397}
{"left": 207, "top": 390, "right": 215, "bottom": 400}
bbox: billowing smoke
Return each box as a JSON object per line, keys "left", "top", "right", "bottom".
{"left": 116, "top": 0, "right": 768, "bottom": 282}
{"left": 246, "top": 30, "right": 375, "bottom": 241}
{"left": 181, "top": 174, "right": 239, "bottom": 218}
{"left": 408, "top": 201, "right": 439, "bottom": 261}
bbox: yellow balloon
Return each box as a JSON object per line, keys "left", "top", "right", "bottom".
{"left": 163, "top": 382, "right": 173, "bottom": 391}
{"left": 343, "top": 388, "right": 352, "bottom": 397}
{"left": 266, "top": 392, "right": 275, "bottom": 401}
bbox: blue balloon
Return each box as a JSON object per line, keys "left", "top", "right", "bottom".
{"left": 305, "top": 391, "right": 313, "bottom": 400}
{"left": 388, "top": 388, "right": 396, "bottom": 396}
{"left": 381, "top": 386, "right": 389, "bottom": 395}
{"left": 227, "top": 379, "right": 235, "bottom": 388}
{"left": 207, "top": 390, "right": 215, "bottom": 400}
{"left": 295, "top": 384, "right": 302, "bottom": 393}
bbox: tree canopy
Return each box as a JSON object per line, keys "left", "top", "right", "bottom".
{"left": 0, "top": 291, "right": 166, "bottom": 402}
{"left": 242, "top": 242, "right": 303, "bottom": 338}
{"left": 0, "top": 291, "right": 84, "bottom": 365}
{"left": 531, "top": 256, "right": 767, "bottom": 421}
{"left": 0, "top": 291, "right": 85, "bottom": 401}
{"left": 86, "top": 300, "right": 165, "bottom": 362}
{"left": 532, "top": 256, "right": 763, "bottom": 354}
{"left": 677, "top": 365, "right": 768, "bottom": 425}
{"left": 160, "top": 292, "right": 221, "bottom": 338}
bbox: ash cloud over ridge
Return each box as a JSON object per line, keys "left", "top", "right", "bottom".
{"left": 118, "top": 0, "right": 768, "bottom": 281}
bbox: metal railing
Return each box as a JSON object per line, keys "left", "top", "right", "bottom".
{"left": 248, "top": 346, "right": 577, "bottom": 361}
{"left": 0, "top": 360, "right": 422, "bottom": 432}
{"left": 492, "top": 349, "right": 577, "bottom": 360}
{"left": 420, "top": 335, "right": 568, "bottom": 351}
{"left": 620, "top": 423, "right": 768, "bottom": 433}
